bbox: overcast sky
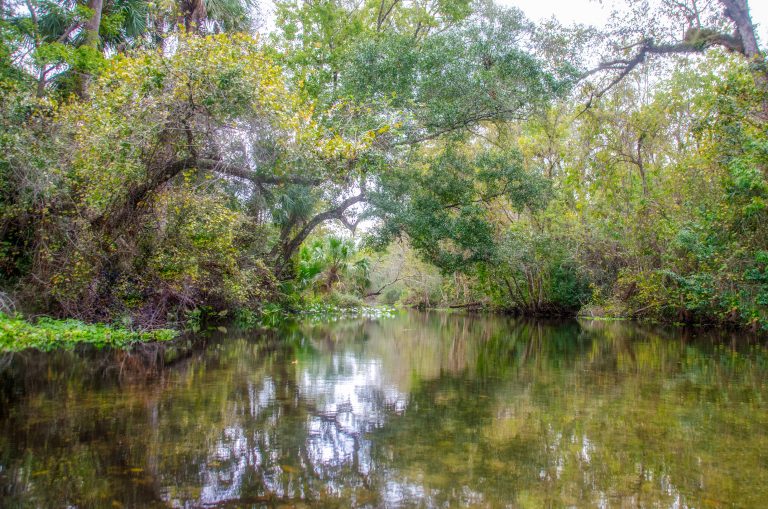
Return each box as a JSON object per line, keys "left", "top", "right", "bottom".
{"left": 503, "top": 0, "right": 768, "bottom": 41}
{"left": 262, "top": 0, "right": 768, "bottom": 45}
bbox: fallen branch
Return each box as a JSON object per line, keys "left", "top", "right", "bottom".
{"left": 448, "top": 302, "right": 484, "bottom": 309}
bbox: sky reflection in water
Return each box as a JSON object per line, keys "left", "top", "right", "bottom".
{"left": 1, "top": 311, "right": 767, "bottom": 508}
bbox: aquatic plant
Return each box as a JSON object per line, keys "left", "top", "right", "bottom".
{"left": 0, "top": 313, "right": 177, "bottom": 352}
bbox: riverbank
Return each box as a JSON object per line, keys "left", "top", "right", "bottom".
{"left": 0, "top": 304, "right": 401, "bottom": 353}
{"left": 3, "top": 299, "right": 762, "bottom": 355}
{"left": 0, "top": 313, "right": 178, "bottom": 353}
{"left": 421, "top": 302, "right": 768, "bottom": 334}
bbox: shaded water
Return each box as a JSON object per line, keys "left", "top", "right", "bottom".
{"left": 1, "top": 312, "right": 767, "bottom": 508}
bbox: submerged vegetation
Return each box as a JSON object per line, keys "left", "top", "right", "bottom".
{"left": 0, "top": 0, "right": 767, "bottom": 347}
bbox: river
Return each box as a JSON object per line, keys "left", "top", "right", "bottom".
{"left": 1, "top": 311, "right": 767, "bottom": 507}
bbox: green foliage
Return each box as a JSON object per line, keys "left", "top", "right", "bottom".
{"left": 1, "top": 33, "right": 293, "bottom": 324}
{"left": 0, "top": 312, "right": 177, "bottom": 352}
{"left": 624, "top": 61, "right": 767, "bottom": 328}
{"left": 360, "top": 46, "right": 768, "bottom": 326}
{"left": 340, "top": 3, "right": 573, "bottom": 136}
{"left": 534, "top": 54, "right": 768, "bottom": 328}
{"left": 296, "top": 236, "right": 370, "bottom": 295}
{"left": 3, "top": 0, "right": 158, "bottom": 95}
{"left": 325, "top": 290, "right": 365, "bottom": 308}
{"left": 2, "top": 0, "right": 767, "bottom": 338}
{"left": 371, "top": 147, "right": 550, "bottom": 273}
{"left": 203, "top": 0, "right": 259, "bottom": 33}
{"left": 481, "top": 226, "right": 591, "bottom": 314}
{"left": 273, "top": 0, "right": 474, "bottom": 100}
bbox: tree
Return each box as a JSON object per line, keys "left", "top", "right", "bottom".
{"left": 177, "top": 0, "right": 258, "bottom": 33}
{"left": 588, "top": 0, "right": 766, "bottom": 104}
{"left": 267, "top": 1, "right": 571, "bottom": 275}
{"left": 369, "top": 147, "right": 551, "bottom": 274}
{"left": 4, "top": 0, "right": 260, "bottom": 97}
{"left": 296, "top": 236, "right": 370, "bottom": 295}
{"left": 273, "top": 0, "right": 473, "bottom": 100}
{"left": 1, "top": 34, "right": 332, "bottom": 318}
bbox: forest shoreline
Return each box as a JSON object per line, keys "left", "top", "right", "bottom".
{"left": 3, "top": 301, "right": 764, "bottom": 354}
{"left": 2, "top": 1, "right": 767, "bottom": 340}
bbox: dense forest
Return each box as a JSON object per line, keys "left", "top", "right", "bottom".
{"left": 0, "top": 0, "right": 767, "bottom": 337}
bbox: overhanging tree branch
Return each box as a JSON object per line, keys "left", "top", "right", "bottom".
{"left": 194, "top": 158, "right": 322, "bottom": 186}
{"left": 584, "top": 0, "right": 766, "bottom": 106}
{"left": 274, "top": 192, "right": 368, "bottom": 275}
{"left": 92, "top": 156, "right": 322, "bottom": 232}
{"left": 585, "top": 39, "right": 706, "bottom": 105}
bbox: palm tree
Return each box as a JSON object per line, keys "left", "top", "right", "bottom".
{"left": 178, "top": 0, "right": 257, "bottom": 33}
{"left": 11, "top": 0, "right": 151, "bottom": 95}
{"left": 10, "top": 0, "right": 258, "bottom": 96}
{"left": 296, "top": 237, "right": 370, "bottom": 295}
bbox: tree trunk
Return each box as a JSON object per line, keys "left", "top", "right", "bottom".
{"left": 76, "top": 0, "right": 103, "bottom": 97}
{"left": 181, "top": 0, "right": 207, "bottom": 33}
{"left": 591, "top": 0, "right": 767, "bottom": 103}
{"left": 636, "top": 135, "right": 648, "bottom": 197}
{"left": 721, "top": 0, "right": 768, "bottom": 103}
{"left": 721, "top": 0, "right": 761, "bottom": 60}
{"left": 83, "top": 0, "right": 103, "bottom": 48}
{"left": 272, "top": 193, "right": 366, "bottom": 276}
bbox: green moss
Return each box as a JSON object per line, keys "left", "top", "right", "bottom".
{"left": 0, "top": 313, "right": 178, "bottom": 352}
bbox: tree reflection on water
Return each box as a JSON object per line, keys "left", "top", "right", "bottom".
{"left": 1, "top": 312, "right": 767, "bottom": 508}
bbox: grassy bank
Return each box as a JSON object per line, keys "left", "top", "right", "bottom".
{"left": 0, "top": 313, "right": 178, "bottom": 353}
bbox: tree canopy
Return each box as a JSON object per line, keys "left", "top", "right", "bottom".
{"left": 1, "top": 0, "right": 767, "bottom": 330}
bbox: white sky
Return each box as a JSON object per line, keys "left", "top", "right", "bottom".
{"left": 262, "top": 0, "right": 768, "bottom": 46}
{"left": 503, "top": 0, "right": 768, "bottom": 42}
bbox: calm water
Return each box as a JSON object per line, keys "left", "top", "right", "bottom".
{"left": 1, "top": 312, "right": 767, "bottom": 508}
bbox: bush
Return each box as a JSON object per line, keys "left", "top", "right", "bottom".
{"left": 484, "top": 227, "right": 591, "bottom": 315}
{"left": 327, "top": 291, "right": 365, "bottom": 309}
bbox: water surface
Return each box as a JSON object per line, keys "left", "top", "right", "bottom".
{"left": 1, "top": 312, "right": 767, "bottom": 508}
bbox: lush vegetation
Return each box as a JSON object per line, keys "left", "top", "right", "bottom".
{"left": 0, "top": 312, "right": 176, "bottom": 351}
{"left": 1, "top": 0, "right": 767, "bottom": 346}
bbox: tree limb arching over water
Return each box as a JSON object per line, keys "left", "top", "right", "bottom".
{"left": 0, "top": 0, "right": 766, "bottom": 331}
